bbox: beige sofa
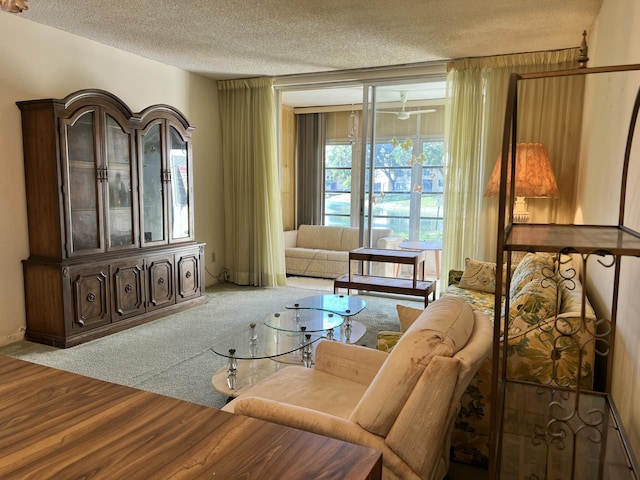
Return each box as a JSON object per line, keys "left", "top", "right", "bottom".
{"left": 223, "top": 295, "right": 493, "bottom": 480}
{"left": 284, "top": 224, "right": 403, "bottom": 278}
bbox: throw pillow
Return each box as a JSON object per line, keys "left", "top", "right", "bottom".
{"left": 458, "top": 258, "right": 510, "bottom": 295}
{"left": 509, "top": 252, "right": 555, "bottom": 299}
{"left": 396, "top": 304, "right": 423, "bottom": 332}
{"left": 459, "top": 258, "right": 498, "bottom": 294}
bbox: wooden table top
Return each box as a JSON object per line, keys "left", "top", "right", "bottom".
{"left": 0, "top": 355, "right": 381, "bottom": 479}
{"left": 350, "top": 247, "right": 427, "bottom": 264}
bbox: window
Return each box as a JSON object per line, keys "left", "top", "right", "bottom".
{"left": 367, "top": 137, "right": 443, "bottom": 241}
{"left": 324, "top": 143, "right": 353, "bottom": 227}
{"left": 323, "top": 106, "right": 444, "bottom": 243}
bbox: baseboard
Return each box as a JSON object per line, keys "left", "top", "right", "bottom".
{"left": 0, "top": 328, "right": 26, "bottom": 347}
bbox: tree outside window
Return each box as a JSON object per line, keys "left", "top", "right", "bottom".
{"left": 324, "top": 137, "right": 443, "bottom": 241}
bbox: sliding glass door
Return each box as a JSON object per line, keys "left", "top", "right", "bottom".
{"left": 360, "top": 80, "right": 445, "bottom": 246}
{"left": 279, "top": 75, "right": 445, "bottom": 251}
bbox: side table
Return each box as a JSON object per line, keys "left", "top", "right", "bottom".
{"left": 334, "top": 248, "right": 436, "bottom": 307}
{"left": 398, "top": 240, "right": 442, "bottom": 280}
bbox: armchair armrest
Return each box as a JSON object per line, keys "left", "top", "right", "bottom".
{"left": 376, "top": 235, "right": 404, "bottom": 250}
{"left": 283, "top": 230, "right": 298, "bottom": 248}
{"left": 235, "top": 397, "right": 422, "bottom": 480}
{"left": 314, "top": 341, "right": 388, "bottom": 386}
{"left": 233, "top": 397, "right": 380, "bottom": 447}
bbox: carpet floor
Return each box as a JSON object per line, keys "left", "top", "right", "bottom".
{"left": 0, "top": 278, "right": 425, "bottom": 409}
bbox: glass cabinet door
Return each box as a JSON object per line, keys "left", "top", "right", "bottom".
{"left": 169, "top": 126, "right": 191, "bottom": 241}
{"left": 140, "top": 123, "right": 166, "bottom": 244}
{"left": 65, "top": 111, "right": 102, "bottom": 254}
{"left": 105, "top": 114, "right": 136, "bottom": 249}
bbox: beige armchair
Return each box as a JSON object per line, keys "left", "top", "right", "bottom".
{"left": 223, "top": 295, "right": 492, "bottom": 480}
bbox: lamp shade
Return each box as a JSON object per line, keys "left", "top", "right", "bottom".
{"left": 485, "top": 143, "right": 559, "bottom": 198}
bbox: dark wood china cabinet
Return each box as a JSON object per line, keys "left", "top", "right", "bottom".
{"left": 18, "top": 89, "right": 205, "bottom": 347}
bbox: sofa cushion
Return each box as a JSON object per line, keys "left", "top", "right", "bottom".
{"left": 508, "top": 277, "right": 558, "bottom": 333}
{"left": 223, "top": 366, "right": 368, "bottom": 418}
{"left": 509, "top": 252, "right": 555, "bottom": 299}
{"left": 296, "top": 225, "right": 344, "bottom": 251}
{"left": 445, "top": 284, "right": 500, "bottom": 325}
{"left": 339, "top": 227, "right": 360, "bottom": 251}
{"left": 325, "top": 250, "right": 349, "bottom": 262}
{"left": 351, "top": 295, "right": 474, "bottom": 437}
{"left": 284, "top": 247, "right": 329, "bottom": 260}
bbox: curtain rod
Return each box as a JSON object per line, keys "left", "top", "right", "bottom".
{"left": 446, "top": 46, "right": 580, "bottom": 72}
{"left": 274, "top": 61, "right": 447, "bottom": 87}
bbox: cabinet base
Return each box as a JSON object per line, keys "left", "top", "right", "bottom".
{"left": 25, "top": 295, "right": 208, "bottom": 348}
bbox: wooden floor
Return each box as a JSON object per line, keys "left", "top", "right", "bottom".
{"left": 0, "top": 355, "right": 381, "bottom": 479}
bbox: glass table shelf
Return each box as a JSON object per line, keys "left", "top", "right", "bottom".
{"left": 285, "top": 294, "right": 366, "bottom": 317}
{"left": 264, "top": 309, "right": 344, "bottom": 333}
{"left": 211, "top": 321, "right": 322, "bottom": 360}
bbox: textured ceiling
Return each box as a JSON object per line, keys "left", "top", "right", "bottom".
{"left": 16, "top": 0, "right": 602, "bottom": 80}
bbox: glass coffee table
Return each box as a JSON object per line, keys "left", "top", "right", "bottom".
{"left": 211, "top": 319, "right": 323, "bottom": 395}
{"left": 212, "top": 294, "right": 367, "bottom": 398}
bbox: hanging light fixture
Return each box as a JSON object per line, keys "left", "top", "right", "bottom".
{"left": 1, "top": 0, "right": 28, "bottom": 13}
{"left": 347, "top": 106, "right": 357, "bottom": 145}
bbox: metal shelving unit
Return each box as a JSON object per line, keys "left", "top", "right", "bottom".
{"left": 490, "top": 64, "right": 640, "bottom": 479}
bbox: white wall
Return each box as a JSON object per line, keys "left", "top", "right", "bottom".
{"left": 0, "top": 13, "right": 224, "bottom": 345}
{"left": 576, "top": 0, "right": 640, "bottom": 457}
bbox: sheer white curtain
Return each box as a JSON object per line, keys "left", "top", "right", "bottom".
{"left": 442, "top": 49, "right": 585, "bottom": 280}
{"left": 218, "top": 77, "right": 286, "bottom": 286}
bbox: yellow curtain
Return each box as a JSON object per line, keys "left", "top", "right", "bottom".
{"left": 442, "top": 49, "right": 585, "bottom": 279}
{"left": 218, "top": 77, "right": 286, "bottom": 286}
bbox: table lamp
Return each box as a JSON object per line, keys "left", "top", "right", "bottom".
{"left": 484, "top": 142, "right": 559, "bottom": 223}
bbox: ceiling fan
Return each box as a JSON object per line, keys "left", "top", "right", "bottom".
{"left": 377, "top": 91, "right": 436, "bottom": 120}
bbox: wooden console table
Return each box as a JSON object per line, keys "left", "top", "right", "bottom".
{"left": 334, "top": 247, "right": 436, "bottom": 306}
{"left": 0, "top": 356, "right": 382, "bottom": 479}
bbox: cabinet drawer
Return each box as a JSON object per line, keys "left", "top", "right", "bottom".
{"left": 111, "top": 259, "right": 146, "bottom": 321}
{"left": 68, "top": 265, "right": 111, "bottom": 332}
{"left": 147, "top": 255, "right": 175, "bottom": 311}
{"left": 176, "top": 249, "right": 202, "bottom": 303}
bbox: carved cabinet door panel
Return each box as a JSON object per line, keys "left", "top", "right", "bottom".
{"left": 112, "top": 259, "right": 146, "bottom": 321}
{"left": 176, "top": 248, "right": 201, "bottom": 303}
{"left": 69, "top": 265, "right": 111, "bottom": 332}
{"left": 147, "top": 255, "right": 175, "bottom": 311}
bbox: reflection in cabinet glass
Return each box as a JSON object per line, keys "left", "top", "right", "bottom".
{"left": 142, "top": 123, "right": 165, "bottom": 243}
{"left": 106, "top": 114, "right": 134, "bottom": 248}
{"left": 170, "top": 126, "right": 190, "bottom": 240}
{"left": 67, "top": 111, "right": 99, "bottom": 251}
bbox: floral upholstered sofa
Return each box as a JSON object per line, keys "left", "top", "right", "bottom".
{"left": 377, "top": 252, "right": 597, "bottom": 468}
